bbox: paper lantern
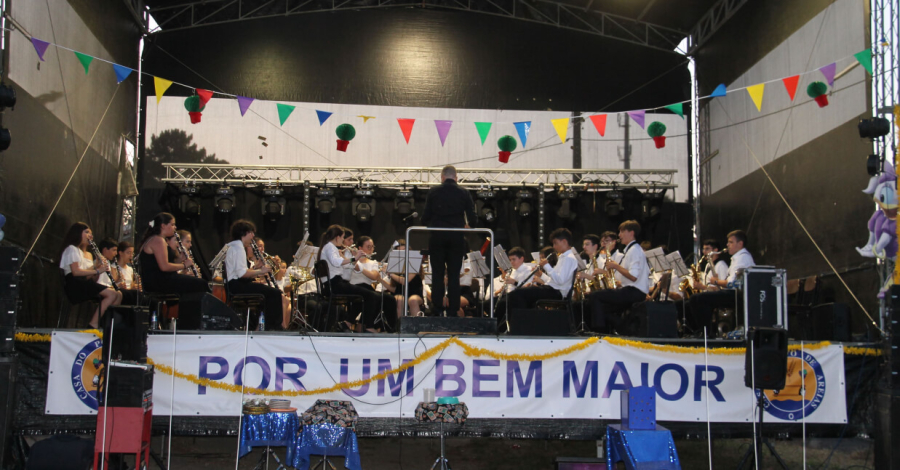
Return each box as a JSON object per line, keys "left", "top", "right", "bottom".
{"left": 184, "top": 95, "right": 206, "bottom": 124}
{"left": 647, "top": 121, "right": 667, "bottom": 149}
{"left": 335, "top": 124, "right": 356, "bottom": 152}
{"left": 807, "top": 81, "right": 829, "bottom": 107}
{"left": 497, "top": 135, "right": 517, "bottom": 163}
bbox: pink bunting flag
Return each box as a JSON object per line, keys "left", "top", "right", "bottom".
{"left": 819, "top": 62, "right": 836, "bottom": 87}
{"left": 31, "top": 38, "right": 50, "bottom": 61}
{"left": 626, "top": 110, "right": 646, "bottom": 129}
{"left": 434, "top": 120, "right": 453, "bottom": 146}
{"left": 237, "top": 96, "right": 254, "bottom": 117}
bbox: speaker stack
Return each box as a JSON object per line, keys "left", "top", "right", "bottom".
{"left": 0, "top": 247, "right": 22, "bottom": 353}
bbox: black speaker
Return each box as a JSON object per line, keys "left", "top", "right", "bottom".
{"left": 176, "top": 292, "right": 241, "bottom": 330}
{"left": 99, "top": 363, "right": 153, "bottom": 409}
{"left": 0, "top": 247, "right": 23, "bottom": 273}
{"left": 101, "top": 306, "right": 148, "bottom": 363}
{"left": 399, "top": 316, "right": 497, "bottom": 335}
{"left": 0, "top": 327, "right": 12, "bottom": 353}
{"left": 619, "top": 302, "right": 678, "bottom": 338}
{"left": 744, "top": 327, "right": 788, "bottom": 390}
{"left": 808, "top": 303, "right": 850, "bottom": 342}
{"left": 507, "top": 308, "right": 570, "bottom": 336}
{"left": 0, "top": 357, "right": 16, "bottom": 469}
{"left": 24, "top": 435, "right": 93, "bottom": 470}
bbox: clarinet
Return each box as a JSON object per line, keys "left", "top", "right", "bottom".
{"left": 87, "top": 239, "right": 119, "bottom": 291}
{"left": 251, "top": 237, "right": 278, "bottom": 288}
{"left": 173, "top": 232, "right": 200, "bottom": 277}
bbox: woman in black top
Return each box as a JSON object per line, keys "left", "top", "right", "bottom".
{"left": 137, "top": 213, "right": 209, "bottom": 295}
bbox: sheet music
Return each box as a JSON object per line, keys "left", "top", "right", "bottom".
{"left": 209, "top": 245, "right": 229, "bottom": 272}
{"left": 468, "top": 251, "right": 490, "bottom": 277}
{"left": 645, "top": 247, "right": 671, "bottom": 272}
{"left": 531, "top": 252, "right": 541, "bottom": 262}
{"left": 570, "top": 248, "right": 587, "bottom": 270}
{"left": 297, "top": 245, "right": 319, "bottom": 269}
{"left": 665, "top": 252, "right": 690, "bottom": 277}
{"left": 292, "top": 231, "right": 310, "bottom": 266}
{"left": 388, "top": 250, "right": 423, "bottom": 274}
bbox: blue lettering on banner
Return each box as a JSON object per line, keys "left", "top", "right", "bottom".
{"left": 601, "top": 361, "right": 633, "bottom": 398}
{"left": 376, "top": 359, "right": 414, "bottom": 397}
{"left": 234, "top": 356, "right": 271, "bottom": 390}
{"left": 199, "top": 356, "right": 229, "bottom": 395}
{"left": 653, "top": 364, "right": 688, "bottom": 401}
{"left": 564, "top": 361, "right": 598, "bottom": 398}
{"left": 507, "top": 361, "right": 542, "bottom": 398}
{"left": 694, "top": 365, "right": 726, "bottom": 402}
{"left": 436, "top": 359, "right": 466, "bottom": 396}
{"left": 275, "top": 358, "right": 307, "bottom": 391}
{"left": 340, "top": 358, "right": 371, "bottom": 397}
{"left": 473, "top": 360, "right": 501, "bottom": 397}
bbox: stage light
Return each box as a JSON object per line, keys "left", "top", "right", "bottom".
{"left": 178, "top": 184, "right": 200, "bottom": 216}
{"left": 0, "top": 128, "right": 9, "bottom": 152}
{"left": 641, "top": 191, "right": 665, "bottom": 220}
{"left": 394, "top": 188, "right": 414, "bottom": 215}
{"left": 214, "top": 186, "right": 234, "bottom": 212}
{"left": 515, "top": 189, "right": 533, "bottom": 217}
{"left": 476, "top": 188, "right": 496, "bottom": 222}
{"left": 316, "top": 187, "right": 335, "bottom": 214}
{"left": 0, "top": 83, "right": 16, "bottom": 110}
{"left": 867, "top": 154, "right": 881, "bottom": 176}
{"left": 352, "top": 198, "right": 375, "bottom": 222}
{"left": 557, "top": 188, "right": 577, "bottom": 221}
{"left": 604, "top": 190, "right": 623, "bottom": 217}
{"left": 261, "top": 186, "right": 285, "bottom": 220}
{"left": 858, "top": 117, "right": 890, "bottom": 139}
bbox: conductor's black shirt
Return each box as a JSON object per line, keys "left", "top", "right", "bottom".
{"left": 422, "top": 179, "right": 477, "bottom": 229}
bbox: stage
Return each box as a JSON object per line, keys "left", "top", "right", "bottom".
{"left": 9, "top": 329, "right": 879, "bottom": 441}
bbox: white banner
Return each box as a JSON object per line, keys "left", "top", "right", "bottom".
{"left": 47, "top": 332, "right": 847, "bottom": 424}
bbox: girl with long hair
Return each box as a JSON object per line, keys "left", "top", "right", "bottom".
{"left": 58, "top": 222, "right": 122, "bottom": 328}
{"left": 137, "top": 213, "right": 209, "bottom": 295}
{"left": 318, "top": 224, "right": 381, "bottom": 332}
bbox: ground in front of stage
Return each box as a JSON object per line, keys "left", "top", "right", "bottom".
{"left": 67, "top": 434, "right": 873, "bottom": 469}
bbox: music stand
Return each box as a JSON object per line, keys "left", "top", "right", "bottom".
{"left": 291, "top": 232, "right": 310, "bottom": 268}
{"left": 645, "top": 247, "right": 670, "bottom": 273}
{"left": 297, "top": 246, "right": 319, "bottom": 271}
{"left": 665, "top": 252, "right": 690, "bottom": 278}
{"left": 530, "top": 251, "right": 541, "bottom": 263}
{"left": 388, "top": 250, "right": 423, "bottom": 275}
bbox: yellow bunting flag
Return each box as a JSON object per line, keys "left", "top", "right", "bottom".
{"left": 154, "top": 77, "right": 173, "bottom": 104}
{"left": 357, "top": 115, "right": 375, "bottom": 123}
{"left": 747, "top": 83, "right": 765, "bottom": 112}
{"left": 551, "top": 118, "right": 569, "bottom": 143}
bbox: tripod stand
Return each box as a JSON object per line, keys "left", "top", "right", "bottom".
{"left": 737, "top": 393, "right": 789, "bottom": 470}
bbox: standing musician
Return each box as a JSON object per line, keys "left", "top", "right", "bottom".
{"left": 508, "top": 228, "right": 578, "bottom": 308}
{"left": 318, "top": 225, "right": 382, "bottom": 332}
{"left": 58, "top": 223, "right": 122, "bottom": 328}
{"left": 350, "top": 236, "right": 397, "bottom": 331}
{"left": 223, "top": 220, "right": 284, "bottom": 330}
{"left": 96, "top": 238, "right": 139, "bottom": 305}
{"left": 587, "top": 220, "right": 650, "bottom": 332}
{"left": 422, "top": 165, "right": 477, "bottom": 317}
{"left": 687, "top": 230, "right": 755, "bottom": 335}
{"left": 138, "top": 213, "right": 209, "bottom": 296}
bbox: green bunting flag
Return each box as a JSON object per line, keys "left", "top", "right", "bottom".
{"left": 474, "top": 122, "right": 492, "bottom": 145}
{"left": 854, "top": 49, "right": 873, "bottom": 75}
{"left": 74, "top": 51, "right": 94, "bottom": 74}
{"left": 277, "top": 103, "right": 296, "bottom": 126}
{"left": 664, "top": 103, "right": 684, "bottom": 119}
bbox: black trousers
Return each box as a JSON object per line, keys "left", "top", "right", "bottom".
{"left": 687, "top": 289, "right": 737, "bottom": 332}
{"left": 228, "top": 279, "right": 283, "bottom": 329}
{"left": 324, "top": 277, "right": 381, "bottom": 328}
{"left": 508, "top": 285, "right": 563, "bottom": 309}
{"left": 355, "top": 283, "right": 397, "bottom": 329}
{"left": 145, "top": 273, "right": 210, "bottom": 296}
{"left": 428, "top": 231, "right": 466, "bottom": 317}
{"left": 588, "top": 286, "right": 647, "bottom": 330}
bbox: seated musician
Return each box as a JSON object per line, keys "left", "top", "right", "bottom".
{"left": 577, "top": 234, "right": 602, "bottom": 285}
{"left": 58, "top": 223, "right": 122, "bottom": 328}
{"left": 493, "top": 247, "right": 537, "bottom": 324}
{"left": 138, "top": 213, "right": 209, "bottom": 296}
{"left": 587, "top": 220, "right": 650, "bottom": 333}
{"left": 115, "top": 241, "right": 141, "bottom": 293}
{"left": 508, "top": 228, "right": 578, "bottom": 308}
{"left": 254, "top": 237, "right": 291, "bottom": 328}
{"left": 350, "top": 236, "right": 397, "bottom": 331}
{"left": 691, "top": 239, "right": 729, "bottom": 294}
{"left": 223, "top": 219, "right": 284, "bottom": 330}
{"left": 318, "top": 224, "right": 382, "bottom": 333}
{"left": 96, "top": 238, "right": 139, "bottom": 305}
{"left": 687, "top": 230, "right": 755, "bottom": 335}
{"left": 525, "top": 246, "right": 555, "bottom": 287}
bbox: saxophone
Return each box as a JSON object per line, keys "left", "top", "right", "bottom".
{"left": 678, "top": 258, "right": 704, "bottom": 299}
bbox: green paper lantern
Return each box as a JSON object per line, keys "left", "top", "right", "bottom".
{"left": 647, "top": 121, "right": 666, "bottom": 138}
{"left": 806, "top": 81, "right": 828, "bottom": 98}
{"left": 497, "top": 135, "right": 517, "bottom": 152}
{"left": 336, "top": 124, "right": 356, "bottom": 141}
{"left": 183, "top": 95, "right": 205, "bottom": 113}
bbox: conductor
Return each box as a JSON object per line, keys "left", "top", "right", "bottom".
{"left": 422, "top": 165, "right": 477, "bottom": 317}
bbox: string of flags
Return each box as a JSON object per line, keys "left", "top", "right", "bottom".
{"left": 28, "top": 34, "right": 877, "bottom": 160}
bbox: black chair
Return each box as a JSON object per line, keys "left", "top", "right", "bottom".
{"left": 534, "top": 269, "right": 579, "bottom": 332}
{"left": 57, "top": 269, "right": 98, "bottom": 328}
{"left": 222, "top": 264, "right": 266, "bottom": 331}
{"left": 651, "top": 272, "right": 673, "bottom": 302}
{"left": 313, "top": 260, "right": 364, "bottom": 332}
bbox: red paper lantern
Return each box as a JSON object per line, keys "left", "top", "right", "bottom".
{"left": 652, "top": 136, "right": 666, "bottom": 149}
{"left": 813, "top": 95, "right": 829, "bottom": 107}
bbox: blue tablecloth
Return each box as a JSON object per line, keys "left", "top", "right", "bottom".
{"left": 290, "top": 422, "right": 361, "bottom": 470}
{"left": 606, "top": 424, "right": 681, "bottom": 470}
{"left": 238, "top": 412, "right": 300, "bottom": 459}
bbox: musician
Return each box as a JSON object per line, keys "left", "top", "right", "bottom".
{"left": 525, "top": 246, "right": 555, "bottom": 287}
{"left": 350, "top": 236, "right": 397, "bottom": 331}
{"left": 422, "top": 165, "right": 477, "bottom": 317}
{"left": 687, "top": 230, "right": 755, "bottom": 334}
{"left": 390, "top": 242, "right": 426, "bottom": 317}
{"left": 115, "top": 241, "right": 139, "bottom": 291}
{"left": 254, "top": 237, "right": 290, "bottom": 327}
{"left": 223, "top": 219, "right": 284, "bottom": 330}
{"left": 577, "top": 234, "right": 602, "bottom": 285}
{"left": 138, "top": 213, "right": 209, "bottom": 296}
{"left": 58, "top": 223, "right": 122, "bottom": 328}
{"left": 96, "top": 238, "right": 139, "bottom": 305}
{"left": 509, "top": 228, "right": 578, "bottom": 308}
{"left": 691, "top": 239, "right": 729, "bottom": 293}
{"left": 494, "top": 247, "right": 532, "bottom": 297}
{"left": 318, "top": 224, "right": 382, "bottom": 332}
{"left": 588, "top": 220, "right": 650, "bottom": 332}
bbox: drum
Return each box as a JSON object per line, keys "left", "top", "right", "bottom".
{"left": 211, "top": 282, "right": 227, "bottom": 303}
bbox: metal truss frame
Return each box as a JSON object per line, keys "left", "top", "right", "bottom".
{"left": 872, "top": 0, "right": 898, "bottom": 162}
{"left": 685, "top": 0, "right": 748, "bottom": 55}
{"left": 144, "top": 0, "right": 687, "bottom": 53}
{"left": 162, "top": 163, "right": 677, "bottom": 191}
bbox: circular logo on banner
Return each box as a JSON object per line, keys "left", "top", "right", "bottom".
{"left": 70, "top": 338, "right": 104, "bottom": 411}
{"left": 756, "top": 350, "right": 826, "bottom": 421}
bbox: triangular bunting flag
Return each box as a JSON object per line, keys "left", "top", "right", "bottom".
{"left": 664, "top": 103, "right": 684, "bottom": 118}
{"left": 154, "top": 77, "right": 173, "bottom": 104}
{"left": 474, "top": 122, "right": 492, "bottom": 145}
{"left": 746, "top": 83, "right": 765, "bottom": 112}
{"left": 113, "top": 64, "right": 132, "bottom": 84}
{"left": 854, "top": 49, "right": 873, "bottom": 75}
{"left": 316, "top": 110, "right": 333, "bottom": 126}
{"left": 357, "top": 115, "right": 375, "bottom": 123}
{"left": 819, "top": 62, "right": 836, "bottom": 87}
{"left": 434, "top": 120, "right": 453, "bottom": 147}
{"left": 237, "top": 96, "right": 254, "bottom": 117}
{"left": 397, "top": 118, "right": 415, "bottom": 144}
{"left": 74, "top": 51, "right": 93, "bottom": 74}
{"left": 710, "top": 83, "right": 727, "bottom": 98}
{"left": 626, "top": 111, "right": 645, "bottom": 129}
{"left": 31, "top": 38, "right": 50, "bottom": 61}
{"left": 513, "top": 121, "right": 531, "bottom": 147}
{"left": 277, "top": 103, "right": 296, "bottom": 126}
{"left": 782, "top": 75, "right": 800, "bottom": 101}
{"left": 551, "top": 118, "right": 569, "bottom": 143}
{"left": 196, "top": 89, "right": 213, "bottom": 107}
{"left": 589, "top": 114, "right": 607, "bottom": 137}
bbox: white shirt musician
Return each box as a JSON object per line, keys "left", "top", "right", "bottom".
{"left": 687, "top": 230, "right": 756, "bottom": 334}
{"left": 587, "top": 221, "right": 652, "bottom": 332}
{"left": 508, "top": 229, "right": 578, "bottom": 308}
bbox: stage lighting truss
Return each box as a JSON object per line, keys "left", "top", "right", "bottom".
{"left": 556, "top": 187, "right": 578, "bottom": 221}
{"left": 214, "top": 186, "right": 235, "bottom": 213}
{"left": 858, "top": 117, "right": 891, "bottom": 140}
{"left": 178, "top": 184, "right": 201, "bottom": 216}
{"left": 352, "top": 197, "right": 376, "bottom": 222}
{"left": 261, "top": 186, "right": 285, "bottom": 219}
{"left": 394, "top": 188, "right": 415, "bottom": 215}
{"left": 316, "top": 187, "right": 335, "bottom": 214}
{"left": 476, "top": 188, "right": 497, "bottom": 223}
{"left": 515, "top": 188, "right": 533, "bottom": 217}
